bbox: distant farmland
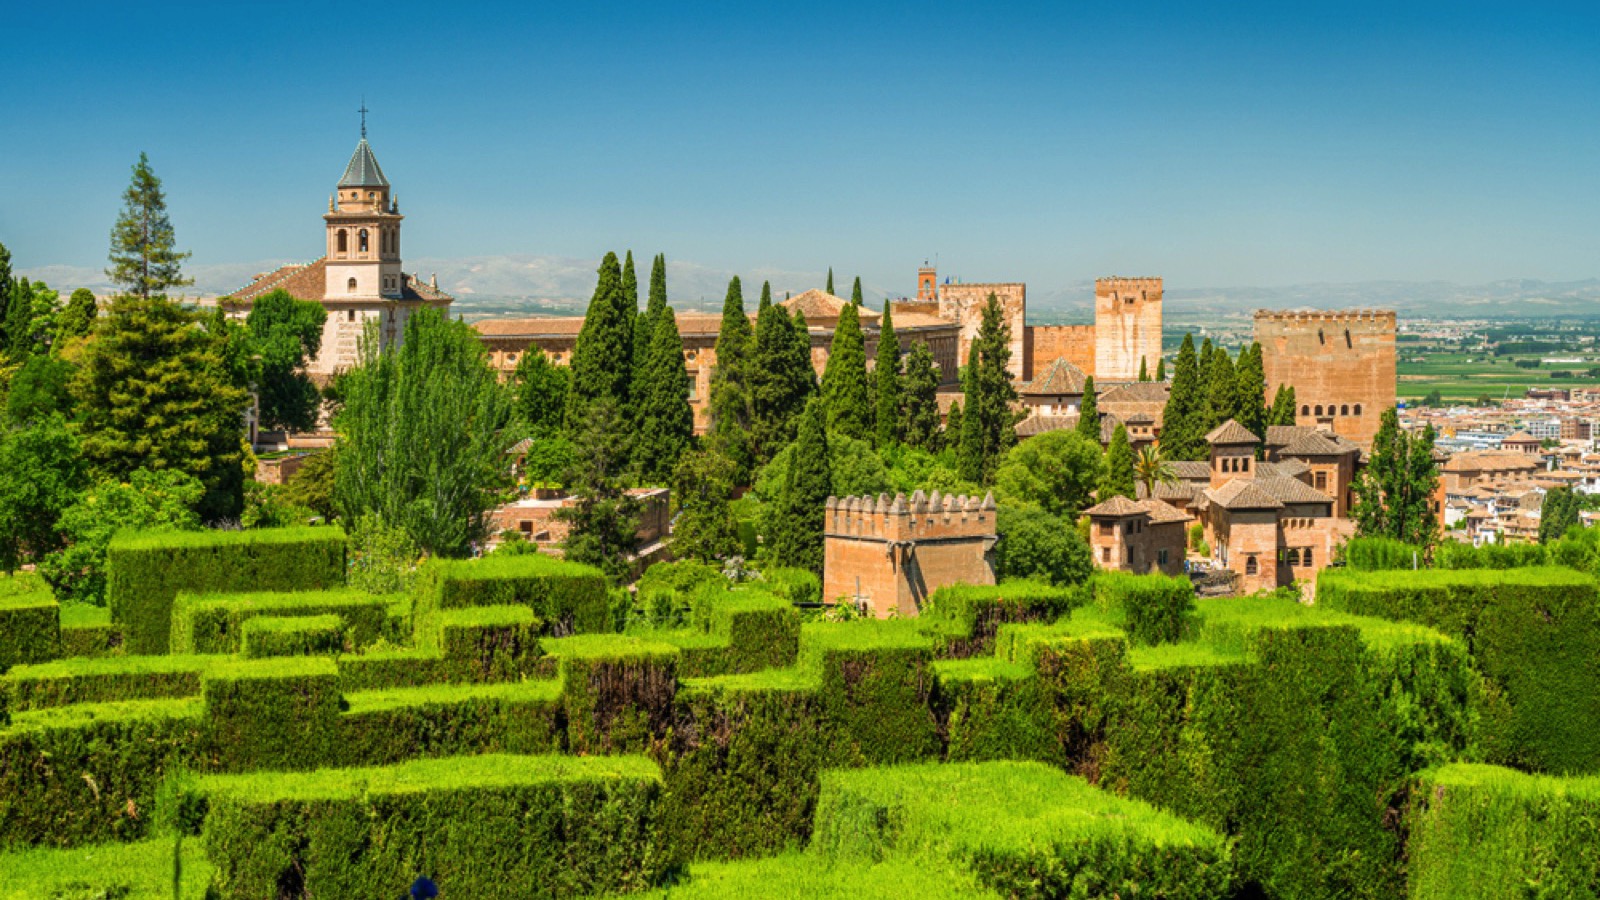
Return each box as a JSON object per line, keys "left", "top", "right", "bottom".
{"left": 1396, "top": 350, "right": 1599, "bottom": 402}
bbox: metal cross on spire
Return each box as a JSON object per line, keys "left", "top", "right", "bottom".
{"left": 359, "top": 99, "right": 368, "bottom": 139}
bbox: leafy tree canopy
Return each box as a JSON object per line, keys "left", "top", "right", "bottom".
{"left": 994, "top": 430, "right": 1103, "bottom": 519}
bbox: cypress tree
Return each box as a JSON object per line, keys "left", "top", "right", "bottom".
{"left": 1352, "top": 408, "right": 1438, "bottom": 547}
{"left": 1075, "top": 375, "right": 1099, "bottom": 442}
{"left": 763, "top": 397, "right": 831, "bottom": 573}
{"left": 1198, "top": 338, "right": 1215, "bottom": 377}
{"left": 822, "top": 302, "right": 871, "bottom": 440}
{"left": 708, "top": 276, "right": 754, "bottom": 478}
{"left": 632, "top": 253, "right": 667, "bottom": 388}
{"left": 106, "top": 153, "right": 192, "bottom": 298}
{"left": 634, "top": 308, "right": 695, "bottom": 483}
{"left": 851, "top": 276, "right": 863, "bottom": 306}
{"left": 956, "top": 294, "right": 1019, "bottom": 485}
{"left": 900, "top": 340, "right": 942, "bottom": 452}
{"left": 826, "top": 268, "right": 835, "bottom": 296}
{"left": 750, "top": 300, "right": 809, "bottom": 462}
{"left": 0, "top": 242, "right": 12, "bottom": 351}
{"left": 1099, "top": 424, "right": 1136, "bottom": 501}
{"left": 558, "top": 400, "right": 640, "bottom": 582}
{"left": 565, "top": 253, "right": 634, "bottom": 430}
{"left": 759, "top": 280, "right": 772, "bottom": 313}
{"left": 511, "top": 348, "right": 569, "bottom": 440}
{"left": 1160, "top": 334, "right": 1204, "bottom": 460}
{"left": 945, "top": 400, "right": 964, "bottom": 447}
{"left": 1269, "top": 384, "right": 1298, "bottom": 426}
{"left": 1540, "top": 487, "right": 1580, "bottom": 544}
{"left": 1203, "top": 345, "right": 1236, "bottom": 433}
{"left": 621, "top": 251, "right": 639, "bottom": 315}
{"left": 671, "top": 449, "right": 742, "bottom": 562}
{"left": 1234, "top": 342, "right": 1269, "bottom": 443}
{"left": 1155, "top": 357, "right": 1166, "bottom": 381}
{"left": 1138, "top": 357, "right": 1149, "bottom": 382}
{"left": 873, "top": 304, "right": 901, "bottom": 447}
{"left": 4, "top": 279, "right": 34, "bottom": 360}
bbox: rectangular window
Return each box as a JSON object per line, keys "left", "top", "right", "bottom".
{"left": 1315, "top": 471, "right": 1328, "bottom": 490}
{"left": 1158, "top": 549, "right": 1169, "bottom": 565}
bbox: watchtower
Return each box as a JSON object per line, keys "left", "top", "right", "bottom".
{"left": 1093, "top": 277, "right": 1163, "bottom": 382}
{"left": 1254, "top": 309, "right": 1396, "bottom": 444}
{"left": 823, "top": 491, "right": 997, "bottom": 619}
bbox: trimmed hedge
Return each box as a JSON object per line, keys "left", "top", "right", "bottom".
{"left": 4, "top": 654, "right": 206, "bottom": 711}
{"left": 339, "top": 679, "right": 563, "bottom": 766}
{"left": 1092, "top": 571, "right": 1196, "bottom": 646}
{"left": 804, "top": 621, "right": 941, "bottom": 766}
{"left": 0, "top": 697, "right": 204, "bottom": 848}
{"left": 0, "top": 588, "right": 60, "bottom": 671}
{"left": 921, "top": 580, "right": 1082, "bottom": 658}
{"left": 171, "top": 588, "right": 389, "bottom": 654}
{"left": 548, "top": 635, "right": 679, "bottom": 755}
{"left": 761, "top": 566, "right": 821, "bottom": 607}
{"left": 812, "top": 761, "right": 1231, "bottom": 899}
{"left": 663, "top": 589, "right": 802, "bottom": 677}
{"left": 185, "top": 753, "right": 675, "bottom": 899}
{"left": 931, "top": 657, "right": 1058, "bottom": 765}
{"left": 0, "top": 836, "right": 214, "bottom": 899}
{"left": 1406, "top": 763, "right": 1600, "bottom": 899}
{"left": 58, "top": 603, "right": 123, "bottom": 658}
{"left": 202, "top": 657, "right": 340, "bottom": 772}
{"left": 240, "top": 614, "right": 345, "bottom": 658}
{"left": 436, "top": 604, "right": 543, "bottom": 680}
{"left": 1318, "top": 567, "right": 1600, "bottom": 773}
{"left": 629, "top": 853, "right": 995, "bottom": 900}
{"left": 419, "top": 554, "right": 609, "bottom": 635}
{"left": 107, "top": 526, "right": 346, "bottom": 655}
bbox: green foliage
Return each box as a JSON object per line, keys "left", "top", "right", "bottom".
{"left": 106, "top": 153, "right": 192, "bottom": 298}
{"left": 1406, "top": 764, "right": 1600, "bottom": 899}
{"left": 850, "top": 276, "right": 862, "bottom": 305}
{"left": 74, "top": 296, "right": 251, "bottom": 522}
{"left": 55, "top": 288, "right": 98, "bottom": 344}
{"left": 0, "top": 588, "right": 60, "bottom": 672}
{"left": 278, "top": 450, "right": 336, "bottom": 521}
{"left": 4, "top": 353, "right": 75, "bottom": 423}
{"left": 756, "top": 429, "right": 890, "bottom": 503}
{"left": 1268, "top": 383, "right": 1297, "bottom": 426}
{"left": 565, "top": 251, "right": 635, "bottom": 435}
{"left": 333, "top": 306, "right": 513, "bottom": 557}
{"left": 1160, "top": 334, "right": 1205, "bottom": 460}
{"left": 558, "top": 400, "right": 641, "bottom": 582}
{"left": 630, "top": 853, "right": 992, "bottom": 900}
{"left": 822, "top": 302, "right": 871, "bottom": 440}
{"left": 201, "top": 656, "right": 340, "bottom": 771}
{"left": 873, "top": 304, "right": 901, "bottom": 448}
{"left": 994, "top": 505, "right": 1092, "bottom": 587}
{"left": 3, "top": 654, "right": 207, "bottom": 712}
{"left": 1340, "top": 535, "right": 1423, "bottom": 570}
{"left": 1353, "top": 407, "right": 1440, "bottom": 547}
{"left": 993, "top": 429, "right": 1102, "bottom": 518}
{"left": 633, "top": 309, "right": 695, "bottom": 483}
{"left": 1539, "top": 486, "right": 1580, "bottom": 543}
{"left": 0, "top": 837, "right": 213, "bottom": 899}
{"left": 708, "top": 276, "right": 754, "bottom": 479}
{"left": 761, "top": 566, "right": 821, "bottom": 607}
{"left": 106, "top": 525, "right": 346, "bottom": 654}
{"left": 39, "top": 468, "right": 204, "bottom": 606}
{"left": 419, "top": 552, "right": 610, "bottom": 636}
{"left": 812, "top": 761, "right": 1231, "bottom": 899}
{"left": 1318, "top": 566, "right": 1600, "bottom": 772}
{"left": 510, "top": 346, "right": 570, "bottom": 440}
{"left": 238, "top": 614, "right": 344, "bottom": 658}
{"left": 1155, "top": 357, "right": 1165, "bottom": 381}
{"left": 242, "top": 289, "right": 326, "bottom": 432}
{"left": 549, "top": 636, "right": 680, "bottom": 754}
{"left": 0, "top": 415, "right": 87, "bottom": 573}
{"left": 1234, "top": 342, "right": 1268, "bottom": 440}
{"left": 170, "top": 588, "right": 391, "bottom": 655}
{"left": 1098, "top": 424, "right": 1136, "bottom": 500}
{"left": 631, "top": 253, "right": 668, "bottom": 398}
{"left": 1434, "top": 538, "right": 1550, "bottom": 569}
{"left": 671, "top": 449, "right": 742, "bottom": 563}
{"left": 1201, "top": 340, "right": 1236, "bottom": 434}
{"left": 1093, "top": 571, "right": 1196, "bottom": 645}
{"left": 922, "top": 580, "right": 1083, "bottom": 658}
{"left": 899, "top": 340, "right": 942, "bottom": 452}
{"left": 750, "top": 300, "right": 814, "bottom": 463}
{"left": 1075, "top": 374, "right": 1099, "bottom": 441}
{"left": 956, "top": 295, "right": 1018, "bottom": 485}
{"left": 762, "top": 398, "right": 831, "bottom": 573}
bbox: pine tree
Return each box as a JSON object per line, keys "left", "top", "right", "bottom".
{"left": 957, "top": 294, "right": 1019, "bottom": 485}
{"left": 826, "top": 268, "right": 835, "bottom": 296}
{"left": 873, "top": 304, "right": 902, "bottom": 447}
{"left": 565, "top": 253, "right": 634, "bottom": 431}
{"left": 632, "top": 253, "right": 667, "bottom": 392}
{"left": 750, "top": 301, "right": 811, "bottom": 462}
{"left": 1160, "top": 334, "right": 1204, "bottom": 460}
{"left": 708, "top": 276, "right": 754, "bottom": 478}
{"left": 1352, "top": 407, "right": 1439, "bottom": 547}
{"left": 851, "top": 276, "right": 863, "bottom": 306}
{"left": 1099, "top": 424, "right": 1136, "bottom": 501}
{"left": 1234, "top": 342, "right": 1269, "bottom": 443}
{"left": 106, "top": 153, "right": 192, "bottom": 299}
{"left": 4, "top": 279, "right": 34, "bottom": 360}
{"left": 1138, "top": 357, "right": 1149, "bottom": 381}
{"left": 1202, "top": 343, "right": 1236, "bottom": 434}
{"left": 1268, "top": 384, "right": 1297, "bottom": 427}
{"left": 1155, "top": 357, "right": 1166, "bottom": 381}
{"left": 759, "top": 280, "right": 772, "bottom": 313}
{"left": 1198, "top": 338, "right": 1215, "bottom": 378}
{"left": 822, "top": 302, "right": 871, "bottom": 440}
{"left": 671, "top": 449, "right": 742, "bottom": 562}
{"left": 57, "top": 289, "right": 98, "bottom": 343}
{"left": 1075, "top": 375, "right": 1099, "bottom": 442}
{"left": 1540, "top": 487, "right": 1580, "bottom": 544}
{"left": 763, "top": 397, "right": 831, "bottom": 573}
{"left": 633, "top": 309, "right": 696, "bottom": 483}
{"left": 557, "top": 400, "right": 640, "bottom": 582}
{"left": 900, "top": 340, "right": 942, "bottom": 452}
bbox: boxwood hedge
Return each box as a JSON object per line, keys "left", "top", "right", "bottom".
{"left": 418, "top": 553, "right": 608, "bottom": 635}
{"left": 171, "top": 588, "right": 390, "bottom": 655}
{"left": 0, "top": 588, "right": 60, "bottom": 672}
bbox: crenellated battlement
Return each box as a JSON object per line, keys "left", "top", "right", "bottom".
{"left": 1095, "top": 277, "right": 1164, "bottom": 299}
{"left": 824, "top": 490, "right": 996, "bottom": 542}
{"left": 1253, "top": 309, "right": 1396, "bottom": 325}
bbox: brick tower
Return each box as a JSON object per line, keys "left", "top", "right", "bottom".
{"left": 917, "top": 264, "right": 937, "bottom": 300}
{"left": 1254, "top": 310, "right": 1396, "bottom": 444}
{"left": 1093, "top": 277, "right": 1163, "bottom": 382}
{"left": 823, "top": 491, "right": 998, "bottom": 619}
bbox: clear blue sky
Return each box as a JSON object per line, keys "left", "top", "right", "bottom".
{"left": 4, "top": 0, "right": 1599, "bottom": 294}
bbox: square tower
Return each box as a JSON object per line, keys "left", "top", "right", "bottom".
{"left": 1254, "top": 310, "right": 1396, "bottom": 444}
{"left": 1093, "top": 277, "right": 1163, "bottom": 382}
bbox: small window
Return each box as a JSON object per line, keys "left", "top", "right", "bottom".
{"left": 1345, "top": 329, "right": 1352, "bottom": 348}
{"left": 1301, "top": 405, "right": 1310, "bottom": 416}
{"left": 1101, "top": 547, "right": 1111, "bottom": 562}
{"left": 1126, "top": 547, "right": 1135, "bottom": 564}
{"left": 519, "top": 521, "right": 533, "bottom": 535}
{"left": 1354, "top": 404, "right": 1363, "bottom": 416}
{"left": 1158, "top": 549, "right": 1169, "bottom": 566}
{"left": 1315, "top": 405, "right": 1324, "bottom": 416}
{"left": 347, "top": 309, "right": 355, "bottom": 321}
{"left": 1287, "top": 548, "right": 1300, "bottom": 566}
{"left": 1341, "top": 405, "right": 1349, "bottom": 416}
{"left": 1304, "top": 548, "right": 1314, "bottom": 567}
{"left": 359, "top": 229, "right": 369, "bottom": 253}
{"left": 336, "top": 230, "right": 348, "bottom": 253}
{"left": 1315, "top": 471, "right": 1328, "bottom": 490}
{"left": 1318, "top": 329, "right": 1325, "bottom": 345}
{"left": 368, "top": 191, "right": 375, "bottom": 200}
{"left": 346, "top": 279, "right": 357, "bottom": 295}
{"left": 1245, "top": 556, "right": 1258, "bottom": 575}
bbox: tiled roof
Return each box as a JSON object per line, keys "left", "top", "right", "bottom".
{"left": 1168, "top": 460, "right": 1211, "bottom": 481}
{"left": 1023, "top": 358, "right": 1088, "bottom": 396}
{"left": 1205, "top": 419, "right": 1260, "bottom": 446}
{"left": 1502, "top": 431, "right": 1539, "bottom": 443}
{"left": 782, "top": 290, "right": 877, "bottom": 323}
{"left": 225, "top": 258, "right": 453, "bottom": 304}
{"left": 1205, "top": 479, "right": 1285, "bottom": 510}
{"left": 1141, "top": 499, "right": 1191, "bottom": 524}
{"left": 1278, "top": 431, "right": 1354, "bottom": 457}
{"left": 339, "top": 138, "right": 389, "bottom": 188}
{"left": 1083, "top": 495, "right": 1145, "bottom": 517}
{"left": 1259, "top": 458, "right": 1311, "bottom": 478}
{"left": 1442, "top": 450, "right": 1541, "bottom": 474}
{"left": 1137, "top": 481, "right": 1201, "bottom": 502}
{"left": 1254, "top": 475, "right": 1335, "bottom": 505}
{"left": 1016, "top": 413, "right": 1078, "bottom": 438}
{"left": 1099, "top": 382, "right": 1169, "bottom": 404}
{"left": 474, "top": 317, "right": 585, "bottom": 337}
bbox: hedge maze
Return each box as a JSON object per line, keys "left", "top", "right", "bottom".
{"left": 2, "top": 527, "right": 1599, "bottom": 897}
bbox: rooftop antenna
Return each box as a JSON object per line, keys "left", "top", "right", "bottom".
{"left": 359, "top": 98, "right": 369, "bottom": 139}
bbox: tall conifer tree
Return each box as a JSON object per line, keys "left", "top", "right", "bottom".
{"left": 1156, "top": 357, "right": 1166, "bottom": 381}
{"left": 632, "top": 253, "right": 667, "bottom": 386}
{"left": 633, "top": 309, "right": 695, "bottom": 483}
{"left": 750, "top": 300, "right": 810, "bottom": 462}
{"left": 565, "top": 253, "right": 634, "bottom": 431}
{"left": 1352, "top": 408, "right": 1439, "bottom": 547}
{"left": 763, "top": 397, "right": 831, "bottom": 573}
{"left": 1138, "top": 357, "right": 1149, "bottom": 381}
{"left": 822, "top": 302, "right": 871, "bottom": 440}
{"left": 956, "top": 294, "right": 1019, "bottom": 485}
{"left": 106, "top": 153, "right": 192, "bottom": 299}
{"left": 900, "top": 340, "right": 942, "bottom": 452}
{"left": 0, "top": 242, "right": 12, "bottom": 351}
{"left": 873, "top": 304, "right": 902, "bottom": 447}
{"left": 1269, "top": 384, "right": 1298, "bottom": 426}
{"left": 671, "top": 449, "right": 741, "bottom": 562}
{"left": 1099, "top": 424, "right": 1137, "bottom": 500}
{"left": 1234, "top": 342, "right": 1269, "bottom": 444}
{"left": 1160, "top": 334, "right": 1204, "bottom": 460}
{"left": 826, "top": 268, "right": 835, "bottom": 296}
{"left": 945, "top": 400, "right": 964, "bottom": 448}
{"left": 851, "top": 276, "right": 863, "bottom": 306}
{"left": 759, "top": 281, "right": 772, "bottom": 313}
{"left": 1076, "top": 375, "right": 1099, "bottom": 442}
{"left": 708, "top": 276, "right": 754, "bottom": 478}
{"left": 1203, "top": 345, "right": 1237, "bottom": 433}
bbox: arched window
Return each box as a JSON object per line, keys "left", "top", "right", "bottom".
{"left": 347, "top": 278, "right": 357, "bottom": 294}
{"left": 1304, "top": 548, "right": 1314, "bottom": 567}
{"left": 1341, "top": 405, "right": 1349, "bottom": 416}
{"left": 1315, "top": 405, "right": 1324, "bottom": 416}
{"left": 1354, "top": 404, "right": 1363, "bottom": 416}
{"left": 336, "top": 230, "right": 348, "bottom": 254}
{"left": 1287, "top": 548, "right": 1301, "bottom": 566}
{"left": 359, "top": 229, "right": 369, "bottom": 253}
{"left": 1301, "top": 405, "right": 1310, "bottom": 416}
{"left": 1245, "top": 556, "right": 1258, "bottom": 575}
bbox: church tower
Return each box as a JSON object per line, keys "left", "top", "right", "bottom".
{"left": 324, "top": 118, "right": 404, "bottom": 301}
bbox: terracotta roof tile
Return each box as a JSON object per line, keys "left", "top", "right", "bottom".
{"left": 1084, "top": 495, "right": 1145, "bottom": 517}
{"left": 1205, "top": 479, "right": 1285, "bottom": 510}
{"left": 1023, "top": 358, "right": 1088, "bottom": 396}
{"left": 1205, "top": 419, "right": 1260, "bottom": 446}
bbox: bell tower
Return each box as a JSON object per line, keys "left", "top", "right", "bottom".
{"left": 324, "top": 107, "right": 404, "bottom": 302}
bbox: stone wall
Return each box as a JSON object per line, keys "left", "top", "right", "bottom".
{"left": 1093, "top": 277, "right": 1163, "bottom": 382}
{"left": 1025, "top": 325, "right": 1097, "bottom": 381}
{"left": 938, "top": 283, "right": 1027, "bottom": 380}
{"left": 1255, "top": 310, "right": 1396, "bottom": 444}
{"left": 822, "top": 491, "right": 997, "bottom": 618}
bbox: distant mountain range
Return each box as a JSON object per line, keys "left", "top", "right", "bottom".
{"left": 20, "top": 257, "right": 1600, "bottom": 321}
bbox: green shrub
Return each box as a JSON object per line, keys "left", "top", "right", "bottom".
{"left": 107, "top": 526, "right": 346, "bottom": 655}
{"left": 812, "top": 761, "right": 1231, "bottom": 899}
{"left": 436, "top": 604, "right": 543, "bottom": 680}
{"left": 0, "top": 697, "right": 204, "bottom": 848}
{"left": 628, "top": 853, "right": 994, "bottom": 900}
{"left": 57, "top": 603, "right": 123, "bottom": 657}
{"left": 1406, "top": 763, "right": 1600, "bottom": 899}
{"left": 0, "top": 836, "right": 214, "bottom": 899}
{"left": 931, "top": 658, "right": 1058, "bottom": 765}
{"left": 761, "top": 566, "right": 821, "bottom": 606}
{"left": 803, "top": 621, "right": 941, "bottom": 766}
{"left": 187, "top": 753, "right": 675, "bottom": 899}
{"left": 547, "top": 635, "right": 680, "bottom": 754}
{"left": 419, "top": 553, "right": 609, "bottom": 635}
{"left": 1092, "top": 572, "right": 1196, "bottom": 646}
{"left": 661, "top": 589, "right": 801, "bottom": 677}
{"left": 171, "top": 588, "right": 390, "bottom": 654}
{"left": 921, "top": 580, "right": 1082, "bottom": 658}
{"left": 201, "top": 657, "right": 340, "bottom": 772}
{"left": 240, "top": 614, "right": 345, "bottom": 658}
{"left": 0, "top": 588, "right": 60, "bottom": 671}
{"left": 1318, "top": 567, "right": 1600, "bottom": 773}
{"left": 338, "top": 680, "right": 563, "bottom": 767}
{"left": 1340, "top": 535, "right": 1423, "bottom": 570}
{"left": 4, "top": 654, "right": 206, "bottom": 711}
{"left": 1433, "top": 539, "right": 1549, "bottom": 569}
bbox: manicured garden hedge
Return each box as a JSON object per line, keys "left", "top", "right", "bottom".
{"left": 0, "top": 587, "right": 60, "bottom": 671}
{"left": 629, "top": 853, "right": 995, "bottom": 900}
{"left": 184, "top": 753, "right": 675, "bottom": 899}
{"left": 3, "top": 654, "right": 206, "bottom": 711}
{"left": 920, "top": 580, "right": 1081, "bottom": 657}
{"left": 171, "top": 588, "right": 390, "bottom": 654}
{"left": 1405, "top": 763, "right": 1600, "bottom": 899}
{"left": 419, "top": 553, "right": 609, "bottom": 635}
{"left": 1091, "top": 571, "right": 1196, "bottom": 645}
{"left": 201, "top": 657, "right": 341, "bottom": 772}
{"left": 931, "top": 657, "right": 1058, "bottom": 765}
{"left": 812, "top": 761, "right": 1231, "bottom": 899}
{"left": 107, "top": 526, "right": 346, "bottom": 655}
{"left": 338, "top": 679, "right": 563, "bottom": 766}
{"left": 548, "top": 635, "right": 680, "bottom": 755}
{"left": 1318, "top": 566, "right": 1600, "bottom": 773}
{"left": 57, "top": 603, "right": 123, "bottom": 658}
{"left": 240, "top": 614, "right": 344, "bottom": 658}
{"left": 0, "top": 837, "right": 213, "bottom": 899}
{"left": 663, "top": 589, "right": 802, "bottom": 677}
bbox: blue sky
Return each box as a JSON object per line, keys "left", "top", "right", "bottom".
{"left": 3, "top": 1, "right": 1600, "bottom": 297}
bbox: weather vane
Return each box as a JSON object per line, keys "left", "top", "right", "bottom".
{"left": 359, "top": 98, "right": 368, "bottom": 139}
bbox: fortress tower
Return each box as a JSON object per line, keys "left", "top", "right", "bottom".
{"left": 1093, "top": 277, "right": 1163, "bottom": 382}
{"left": 917, "top": 264, "right": 937, "bottom": 300}
{"left": 938, "top": 281, "right": 1027, "bottom": 379}
{"left": 1254, "top": 310, "right": 1397, "bottom": 444}
{"left": 823, "top": 491, "right": 998, "bottom": 619}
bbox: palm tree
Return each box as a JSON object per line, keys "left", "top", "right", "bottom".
{"left": 1134, "top": 445, "right": 1178, "bottom": 500}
